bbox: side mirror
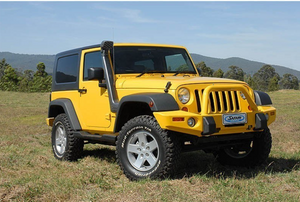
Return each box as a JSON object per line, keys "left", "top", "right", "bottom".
{"left": 197, "top": 67, "right": 202, "bottom": 76}
{"left": 88, "top": 67, "right": 104, "bottom": 81}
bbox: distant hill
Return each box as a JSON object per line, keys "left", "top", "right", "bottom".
{"left": 1, "top": 51, "right": 300, "bottom": 79}
{"left": 0, "top": 52, "right": 55, "bottom": 73}
{"left": 190, "top": 53, "right": 300, "bottom": 78}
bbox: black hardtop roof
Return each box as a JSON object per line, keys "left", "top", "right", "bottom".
{"left": 56, "top": 44, "right": 101, "bottom": 57}
{"left": 55, "top": 42, "right": 186, "bottom": 58}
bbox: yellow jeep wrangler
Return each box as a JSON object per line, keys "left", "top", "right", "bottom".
{"left": 47, "top": 41, "right": 276, "bottom": 180}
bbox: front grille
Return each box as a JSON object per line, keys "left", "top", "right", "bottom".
{"left": 195, "top": 90, "right": 241, "bottom": 114}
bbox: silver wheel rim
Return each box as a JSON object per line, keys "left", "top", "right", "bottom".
{"left": 55, "top": 123, "right": 67, "bottom": 155}
{"left": 126, "top": 131, "right": 159, "bottom": 172}
{"left": 224, "top": 141, "right": 253, "bottom": 159}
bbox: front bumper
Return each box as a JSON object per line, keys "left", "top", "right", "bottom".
{"left": 153, "top": 106, "right": 276, "bottom": 137}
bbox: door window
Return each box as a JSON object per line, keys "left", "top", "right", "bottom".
{"left": 83, "top": 51, "right": 103, "bottom": 81}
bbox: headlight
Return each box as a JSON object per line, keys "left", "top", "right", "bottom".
{"left": 178, "top": 88, "right": 190, "bottom": 104}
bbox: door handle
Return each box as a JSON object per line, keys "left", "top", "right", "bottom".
{"left": 78, "top": 89, "right": 87, "bottom": 93}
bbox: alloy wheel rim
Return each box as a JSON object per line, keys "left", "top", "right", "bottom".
{"left": 126, "top": 131, "right": 159, "bottom": 172}
{"left": 55, "top": 124, "right": 67, "bottom": 155}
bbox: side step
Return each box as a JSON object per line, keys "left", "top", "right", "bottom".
{"left": 73, "top": 131, "right": 116, "bottom": 145}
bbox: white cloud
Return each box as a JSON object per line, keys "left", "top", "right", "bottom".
{"left": 28, "top": 2, "right": 53, "bottom": 11}
{"left": 0, "top": 7, "right": 19, "bottom": 12}
{"left": 93, "top": 5, "right": 158, "bottom": 23}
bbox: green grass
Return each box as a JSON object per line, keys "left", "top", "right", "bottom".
{"left": 0, "top": 90, "right": 300, "bottom": 201}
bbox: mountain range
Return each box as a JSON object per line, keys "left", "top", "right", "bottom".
{"left": 190, "top": 53, "right": 300, "bottom": 79}
{"left": 0, "top": 52, "right": 55, "bottom": 74}
{"left": 0, "top": 51, "right": 299, "bottom": 79}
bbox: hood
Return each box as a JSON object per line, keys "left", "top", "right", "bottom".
{"left": 116, "top": 75, "right": 247, "bottom": 90}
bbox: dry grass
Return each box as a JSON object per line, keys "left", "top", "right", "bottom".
{"left": 0, "top": 90, "right": 300, "bottom": 201}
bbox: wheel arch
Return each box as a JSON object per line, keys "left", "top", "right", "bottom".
{"left": 114, "top": 93, "right": 179, "bottom": 133}
{"left": 48, "top": 98, "right": 81, "bottom": 130}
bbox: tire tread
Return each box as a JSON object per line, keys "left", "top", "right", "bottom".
{"left": 116, "top": 115, "right": 181, "bottom": 180}
{"left": 52, "top": 113, "right": 83, "bottom": 161}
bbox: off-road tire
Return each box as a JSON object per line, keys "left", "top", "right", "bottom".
{"left": 51, "top": 113, "right": 84, "bottom": 161}
{"left": 116, "top": 115, "right": 181, "bottom": 181}
{"left": 216, "top": 127, "right": 272, "bottom": 167}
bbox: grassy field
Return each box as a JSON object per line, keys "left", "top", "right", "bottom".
{"left": 0, "top": 90, "right": 300, "bottom": 201}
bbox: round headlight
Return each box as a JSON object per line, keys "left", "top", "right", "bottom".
{"left": 187, "top": 118, "right": 196, "bottom": 127}
{"left": 178, "top": 88, "right": 190, "bottom": 104}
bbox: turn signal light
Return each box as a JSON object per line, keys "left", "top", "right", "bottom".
{"left": 173, "top": 117, "right": 184, "bottom": 121}
{"left": 182, "top": 107, "right": 188, "bottom": 112}
{"left": 149, "top": 101, "right": 154, "bottom": 107}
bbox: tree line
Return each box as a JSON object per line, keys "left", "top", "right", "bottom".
{"left": 0, "top": 58, "right": 51, "bottom": 92}
{"left": 0, "top": 58, "right": 299, "bottom": 92}
{"left": 196, "top": 61, "right": 299, "bottom": 91}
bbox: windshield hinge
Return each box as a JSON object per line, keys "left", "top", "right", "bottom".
{"left": 164, "top": 81, "right": 172, "bottom": 93}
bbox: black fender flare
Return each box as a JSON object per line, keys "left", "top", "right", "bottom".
{"left": 254, "top": 91, "right": 273, "bottom": 106}
{"left": 114, "top": 93, "right": 179, "bottom": 132}
{"left": 48, "top": 98, "right": 81, "bottom": 130}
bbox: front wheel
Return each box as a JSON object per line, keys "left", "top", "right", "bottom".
{"left": 116, "top": 115, "right": 180, "bottom": 180}
{"left": 216, "top": 128, "right": 272, "bottom": 167}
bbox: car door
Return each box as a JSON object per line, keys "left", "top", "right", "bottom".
{"left": 78, "top": 48, "right": 111, "bottom": 130}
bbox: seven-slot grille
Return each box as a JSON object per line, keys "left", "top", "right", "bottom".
{"left": 195, "top": 90, "right": 241, "bottom": 114}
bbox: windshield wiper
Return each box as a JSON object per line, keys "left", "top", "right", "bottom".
{"left": 173, "top": 71, "right": 196, "bottom": 76}
{"left": 136, "top": 70, "right": 166, "bottom": 77}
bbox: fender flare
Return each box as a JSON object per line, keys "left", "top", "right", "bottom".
{"left": 114, "top": 93, "right": 179, "bottom": 132}
{"left": 254, "top": 91, "right": 273, "bottom": 106}
{"left": 48, "top": 98, "right": 81, "bottom": 130}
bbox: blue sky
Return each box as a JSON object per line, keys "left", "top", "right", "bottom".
{"left": 0, "top": 1, "right": 300, "bottom": 71}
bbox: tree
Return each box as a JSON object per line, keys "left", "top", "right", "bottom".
{"left": 268, "top": 76, "right": 279, "bottom": 91}
{"left": 196, "top": 61, "right": 214, "bottom": 77}
{"left": 30, "top": 62, "right": 51, "bottom": 92}
{"left": 213, "top": 68, "right": 224, "bottom": 78}
{"left": 253, "top": 65, "right": 280, "bottom": 91}
{"left": 19, "top": 77, "right": 30, "bottom": 92}
{"left": 0, "top": 61, "right": 52, "bottom": 92}
{"left": 0, "top": 58, "right": 9, "bottom": 79}
{"left": 0, "top": 66, "right": 22, "bottom": 91}
{"left": 279, "top": 73, "right": 299, "bottom": 90}
{"left": 224, "top": 65, "right": 244, "bottom": 81}
{"left": 34, "top": 62, "right": 48, "bottom": 77}
{"left": 18, "top": 70, "right": 34, "bottom": 92}
{"left": 30, "top": 75, "right": 52, "bottom": 92}
{"left": 24, "top": 70, "right": 34, "bottom": 81}
{"left": 244, "top": 74, "right": 257, "bottom": 89}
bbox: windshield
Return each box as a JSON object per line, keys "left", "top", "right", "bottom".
{"left": 112, "top": 46, "right": 196, "bottom": 74}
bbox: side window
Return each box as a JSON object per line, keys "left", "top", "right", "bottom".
{"left": 84, "top": 51, "right": 103, "bottom": 81}
{"left": 56, "top": 54, "right": 78, "bottom": 83}
{"left": 165, "top": 54, "right": 188, "bottom": 71}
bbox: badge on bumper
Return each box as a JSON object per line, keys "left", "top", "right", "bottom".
{"left": 222, "top": 113, "right": 247, "bottom": 125}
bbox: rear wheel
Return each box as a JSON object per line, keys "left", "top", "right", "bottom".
{"left": 51, "top": 114, "right": 84, "bottom": 161}
{"left": 116, "top": 115, "right": 181, "bottom": 180}
{"left": 216, "top": 128, "right": 272, "bottom": 167}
